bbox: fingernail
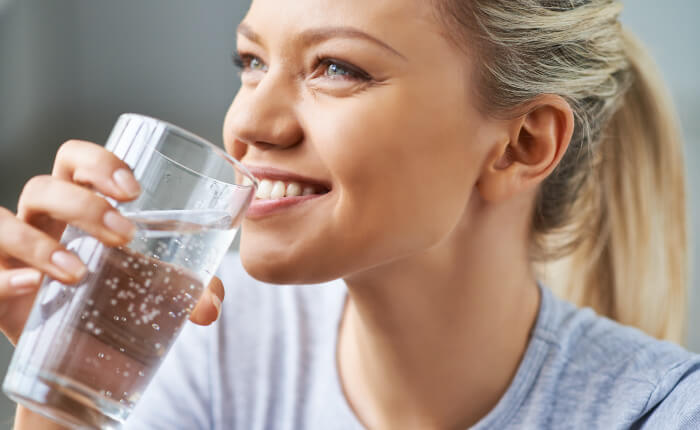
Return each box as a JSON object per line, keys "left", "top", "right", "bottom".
{"left": 211, "top": 294, "right": 222, "bottom": 321}
{"left": 10, "top": 271, "right": 41, "bottom": 289}
{"left": 51, "top": 251, "right": 87, "bottom": 279}
{"left": 104, "top": 211, "right": 136, "bottom": 239}
{"left": 112, "top": 168, "right": 141, "bottom": 198}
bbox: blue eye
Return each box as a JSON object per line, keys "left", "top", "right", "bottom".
{"left": 326, "top": 63, "right": 351, "bottom": 77}
{"left": 249, "top": 57, "right": 266, "bottom": 71}
{"left": 232, "top": 52, "right": 268, "bottom": 72}
{"left": 319, "top": 59, "right": 371, "bottom": 81}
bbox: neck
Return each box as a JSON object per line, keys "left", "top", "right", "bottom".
{"left": 338, "top": 195, "right": 541, "bottom": 429}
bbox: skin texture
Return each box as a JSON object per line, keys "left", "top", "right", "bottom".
{"left": 225, "top": 0, "right": 573, "bottom": 428}
{"left": 9, "top": 0, "right": 574, "bottom": 428}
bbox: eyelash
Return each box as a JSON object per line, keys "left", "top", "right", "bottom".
{"left": 231, "top": 51, "right": 372, "bottom": 82}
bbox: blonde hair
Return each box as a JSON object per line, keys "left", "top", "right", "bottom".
{"left": 434, "top": 0, "right": 688, "bottom": 343}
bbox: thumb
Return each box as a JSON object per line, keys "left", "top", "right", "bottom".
{"left": 189, "top": 276, "right": 224, "bottom": 326}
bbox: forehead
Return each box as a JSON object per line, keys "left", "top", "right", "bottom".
{"left": 243, "top": 0, "right": 438, "bottom": 45}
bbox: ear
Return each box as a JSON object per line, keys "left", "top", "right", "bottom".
{"left": 477, "top": 95, "right": 574, "bottom": 203}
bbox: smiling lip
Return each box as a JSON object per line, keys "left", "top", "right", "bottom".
{"left": 242, "top": 164, "right": 332, "bottom": 192}
{"left": 241, "top": 164, "right": 333, "bottom": 220}
{"left": 245, "top": 192, "right": 331, "bottom": 219}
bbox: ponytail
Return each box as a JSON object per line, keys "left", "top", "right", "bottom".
{"left": 544, "top": 30, "right": 688, "bottom": 343}
{"left": 435, "top": 1, "right": 688, "bottom": 343}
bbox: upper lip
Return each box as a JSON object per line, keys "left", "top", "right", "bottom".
{"left": 242, "top": 164, "right": 332, "bottom": 191}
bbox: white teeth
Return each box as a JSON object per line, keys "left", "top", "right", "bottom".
{"left": 286, "top": 182, "right": 302, "bottom": 197}
{"left": 302, "top": 186, "right": 315, "bottom": 196}
{"left": 270, "top": 181, "right": 286, "bottom": 199}
{"left": 254, "top": 178, "right": 325, "bottom": 200}
{"left": 256, "top": 179, "right": 273, "bottom": 199}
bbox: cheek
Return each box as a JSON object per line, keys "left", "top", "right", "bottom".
{"left": 312, "top": 83, "right": 482, "bottom": 253}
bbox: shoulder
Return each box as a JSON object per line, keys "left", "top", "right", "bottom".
{"left": 526, "top": 286, "right": 700, "bottom": 428}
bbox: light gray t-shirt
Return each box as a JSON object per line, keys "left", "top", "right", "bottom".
{"left": 125, "top": 252, "right": 700, "bottom": 429}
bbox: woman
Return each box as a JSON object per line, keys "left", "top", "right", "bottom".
{"left": 3, "top": 0, "right": 697, "bottom": 428}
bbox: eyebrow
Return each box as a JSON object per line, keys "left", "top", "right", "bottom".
{"left": 237, "top": 22, "right": 407, "bottom": 61}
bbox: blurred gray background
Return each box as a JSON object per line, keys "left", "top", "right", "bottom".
{"left": 0, "top": 0, "right": 698, "bottom": 426}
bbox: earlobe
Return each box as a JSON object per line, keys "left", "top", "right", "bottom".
{"left": 477, "top": 95, "right": 574, "bottom": 203}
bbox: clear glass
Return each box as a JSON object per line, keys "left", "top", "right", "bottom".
{"left": 2, "top": 113, "right": 257, "bottom": 429}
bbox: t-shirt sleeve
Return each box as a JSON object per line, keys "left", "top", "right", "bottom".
{"left": 123, "top": 319, "right": 214, "bottom": 429}
{"left": 637, "top": 360, "right": 700, "bottom": 429}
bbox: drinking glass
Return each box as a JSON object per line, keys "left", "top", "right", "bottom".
{"left": 3, "top": 113, "right": 257, "bottom": 429}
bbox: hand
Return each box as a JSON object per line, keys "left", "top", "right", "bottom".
{"left": 0, "top": 140, "right": 224, "bottom": 346}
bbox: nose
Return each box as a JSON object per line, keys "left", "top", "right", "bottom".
{"left": 227, "top": 69, "right": 304, "bottom": 154}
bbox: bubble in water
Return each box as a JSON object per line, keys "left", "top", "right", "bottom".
{"left": 93, "top": 328, "right": 102, "bottom": 335}
{"left": 119, "top": 347, "right": 126, "bottom": 353}
{"left": 86, "top": 321, "right": 95, "bottom": 330}
{"left": 154, "top": 343, "right": 161, "bottom": 349}
{"left": 92, "top": 310, "right": 99, "bottom": 317}
{"left": 144, "top": 279, "right": 152, "bottom": 287}
{"left": 110, "top": 299, "right": 118, "bottom": 306}
{"left": 87, "top": 299, "right": 94, "bottom": 306}
{"left": 121, "top": 316, "right": 127, "bottom": 322}
{"left": 123, "top": 371, "right": 130, "bottom": 377}
{"left": 152, "top": 323, "right": 160, "bottom": 331}
{"left": 97, "top": 352, "right": 104, "bottom": 359}
{"left": 168, "top": 311, "right": 176, "bottom": 318}
{"left": 189, "top": 284, "right": 196, "bottom": 291}
{"left": 138, "top": 370, "right": 145, "bottom": 377}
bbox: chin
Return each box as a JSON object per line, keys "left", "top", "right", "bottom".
{"left": 238, "top": 238, "right": 343, "bottom": 285}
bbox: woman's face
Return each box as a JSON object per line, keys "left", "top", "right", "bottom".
{"left": 224, "top": 0, "right": 496, "bottom": 284}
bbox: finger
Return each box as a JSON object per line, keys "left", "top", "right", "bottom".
{"left": 0, "top": 207, "right": 87, "bottom": 284}
{"left": 0, "top": 268, "right": 43, "bottom": 299}
{"left": 189, "top": 276, "right": 224, "bottom": 326}
{"left": 18, "top": 175, "right": 136, "bottom": 247}
{"left": 53, "top": 139, "right": 141, "bottom": 201}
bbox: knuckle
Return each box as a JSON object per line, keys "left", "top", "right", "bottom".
{"left": 19, "top": 175, "right": 52, "bottom": 205}
{"left": 56, "top": 140, "right": 78, "bottom": 160}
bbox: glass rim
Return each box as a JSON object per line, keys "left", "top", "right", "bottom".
{"left": 118, "top": 113, "right": 259, "bottom": 189}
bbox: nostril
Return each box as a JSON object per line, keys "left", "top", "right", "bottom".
{"left": 251, "top": 141, "right": 277, "bottom": 151}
